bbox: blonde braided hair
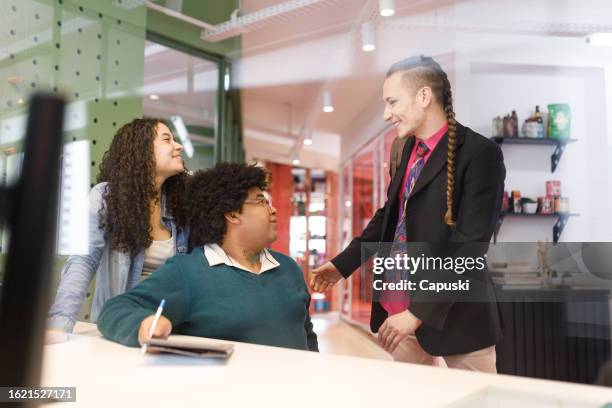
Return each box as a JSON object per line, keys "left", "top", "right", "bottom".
{"left": 386, "top": 56, "right": 457, "bottom": 227}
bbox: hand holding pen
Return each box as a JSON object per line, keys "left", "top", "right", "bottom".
{"left": 138, "top": 299, "right": 173, "bottom": 353}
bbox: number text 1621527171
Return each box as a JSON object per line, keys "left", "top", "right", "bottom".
{"left": 0, "top": 387, "right": 76, "bottom": 402}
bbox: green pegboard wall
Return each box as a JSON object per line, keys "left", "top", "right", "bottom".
{"left": 1, "top": 0, "right": 147, "bottom": 185}
{"left": 0, "top": 0, "right": 148, "bottom": 321}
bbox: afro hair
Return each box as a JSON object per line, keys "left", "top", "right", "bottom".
{"left": 185, "top": 162, "right": 267, "bottom": 247}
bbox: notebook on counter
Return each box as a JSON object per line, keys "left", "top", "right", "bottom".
{"left": 144, "top": 336, "right": 234, "bottom": 359}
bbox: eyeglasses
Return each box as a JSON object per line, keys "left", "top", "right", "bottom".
{"left": 243, "top": 195, "right": 274, "bottom": 212}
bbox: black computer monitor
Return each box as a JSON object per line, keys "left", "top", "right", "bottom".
{"left": 0, "top": 94, "right": 65, "bottom": 392}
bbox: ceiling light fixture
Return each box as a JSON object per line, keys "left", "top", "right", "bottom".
{"left": 323, "top": 91, "right": 334, "bottom": 113}
{"left": 361, "top": 21, "right": 376, "bottom": 52}
{"left": 303, "top": 129, "right": 313, "bottom": 145}
{"left": 586, "top": 32, "right": 612, "bottom": 46}
{"left": 379, "top": 0, "right": 395, "bottom": 17}
{"left": 292, "top": 159, "right": 300, "bottom": 166}
{"left": 149, "top": 94, "right": 159, "bottom": 100}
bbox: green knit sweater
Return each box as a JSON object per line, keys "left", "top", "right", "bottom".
{"left": 97, "top": 247, "right": 318, "bottom": 351}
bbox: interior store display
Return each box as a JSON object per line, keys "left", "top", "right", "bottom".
{"left": 547, "top": 103, "right": 571, "bottom": 139}
{"left": 521, "top": 105, "right": 545, "bottom": 138}
{"left": 504, "top": 181, "right": 568, "bottom": 215}
{"left": 501, "top": 110, "right": 519, "bottom": 138}
{"left": 554, "top": 197, "right": 570, "bottom": 213}
{"left": 289, "top": 168, "right": 331, "bottom": 312}
{"left": 493, "top": 103, "right": 570, "bottom": 140}
{"left": 521, "top": 198, "right": 538, "bottom": 214}
{"left": 502, "top": 191, "right": 510, "bottom": 213}
{"left": 511, "top": 190, "right": 522, "bottom": 213}
{"left": 546, "top": 180, "right": 562, "bottom": 197}
{"left": 493, "top": 113, "right": 577, "bottom": 243}
{"left": 492, "top": 116, "right": 503, "bottom": 137}
{"left": 538, "top": 196, "right": 555, "bottom": 214}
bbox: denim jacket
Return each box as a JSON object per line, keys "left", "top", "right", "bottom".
{"left": 47, "top": 182, "right": 189, "bottom": 332}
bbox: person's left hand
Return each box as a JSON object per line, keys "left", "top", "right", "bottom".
{"left": 378, "top": 309, "right": 422, "bottom": 353}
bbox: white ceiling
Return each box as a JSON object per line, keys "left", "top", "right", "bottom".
{"left": 237, "top": 0, "right": 466, "bottom": 170}
{"left": 142, "top": 0, "right": 612, "bottom": 169}
{"left": 235, "top": 0, "right": 612, "bottom": 170}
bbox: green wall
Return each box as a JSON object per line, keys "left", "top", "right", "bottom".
{"left": 1, "top": 0, "right": 147, "bottom": 185}
{"left": 0, "top": 0, "right": 148, "bottom": 320}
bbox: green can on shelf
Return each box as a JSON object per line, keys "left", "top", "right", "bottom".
{"left": 547, "top": 103, "right": 571, "bottom": 139}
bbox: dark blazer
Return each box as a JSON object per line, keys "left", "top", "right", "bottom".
{"left": 331, "top": 122, "right": 506, "bottom": 356}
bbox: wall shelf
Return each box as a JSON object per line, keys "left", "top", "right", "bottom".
{"left": 491, "top": 136, "right": 577, "bottom": 172}
{"left": 494, "top": 212, "right": 580, "bottom": 244}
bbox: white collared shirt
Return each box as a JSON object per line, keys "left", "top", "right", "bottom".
{"left": 204, "top": 244, "right": 280, "bottom": 274}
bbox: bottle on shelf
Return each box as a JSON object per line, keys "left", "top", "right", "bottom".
{"left": 502, "top": 115, "right": 510, "bottom": 137}
{"left": 534, "top": 105, "right": 543, "bottom": 124}
{"left": 492, "top": 116, "right": 503, "bottom": 137}
{"left": 511, "top": 190, "right": 522, "bottom": 214}
{"left": 510, "top": 110, "right": 519, "bottom": 138}
{"left": 521, "top": 105, "right": 545, "bottom": 138}
{"left": 534, "top": 105, "right": 545, "bottom": 138}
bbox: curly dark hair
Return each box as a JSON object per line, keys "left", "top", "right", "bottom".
{"left": 97, "top": 118, "right": 187, "bottom": 257}
{"left": 186, "top": 163, "right": 267, "bottom": 247}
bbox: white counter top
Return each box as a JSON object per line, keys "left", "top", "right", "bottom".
{"left": 40, "top": 323, "right": 612, "bottom": 407}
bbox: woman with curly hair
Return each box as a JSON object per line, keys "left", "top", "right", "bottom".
{"left": 47, "top": 118, "right": 189, "bottom": 333}
{"left": 97, "top": 163, "right": 318, "bottom": 352}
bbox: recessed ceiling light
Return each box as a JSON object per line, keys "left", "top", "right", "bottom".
{"left": 361, "top": 22, "right": 376, "bottom": 52}
{"left": 323, "top": 91, "right": 334, "bottom": 113}
{"left": 303, "top": 138, "right": 313, "bottom": 145}
{"left": 149, "top": 94, "right": 159, "bottom": 100}
{"left": 292, "top": 159, "right": 300, "bottom": 166}
{"left": 379, "top": 0, "right": 395, "bottom": 17}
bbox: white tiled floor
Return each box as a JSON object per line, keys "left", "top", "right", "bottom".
{"left": 311, "top": 312, "right": 392, "bottom": 361}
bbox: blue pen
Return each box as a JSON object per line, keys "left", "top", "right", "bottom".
{"left": 140, "top": 298, "right": 166, "bottom": 355}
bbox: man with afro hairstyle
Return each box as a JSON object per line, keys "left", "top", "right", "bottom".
{"left": 98, "top": 163, "right": 318, "bottom": 352}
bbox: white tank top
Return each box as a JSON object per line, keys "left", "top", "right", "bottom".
{"left": 141, "top": 237, "right": 175, "bottom": 280}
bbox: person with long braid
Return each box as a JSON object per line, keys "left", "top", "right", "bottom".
{"left": 311, "top": 55, "right": 506, "bottom": 372}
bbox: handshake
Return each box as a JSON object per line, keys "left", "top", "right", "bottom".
{"left": 308, "top": 262, "right": 421, "bottom": 354}
{"left": 309, "top": 262, "right": 344, "bottom": 292}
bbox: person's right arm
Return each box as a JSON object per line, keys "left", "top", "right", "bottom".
{"left": 47, "top": 184, "right": 108, "bottom": 332}
{"left": 97, "top": 257, "right": 190, "bottom": 347}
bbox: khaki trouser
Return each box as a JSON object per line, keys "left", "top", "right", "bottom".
{"left": 389, "top": 334, "right": 497, "bottom": 373}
